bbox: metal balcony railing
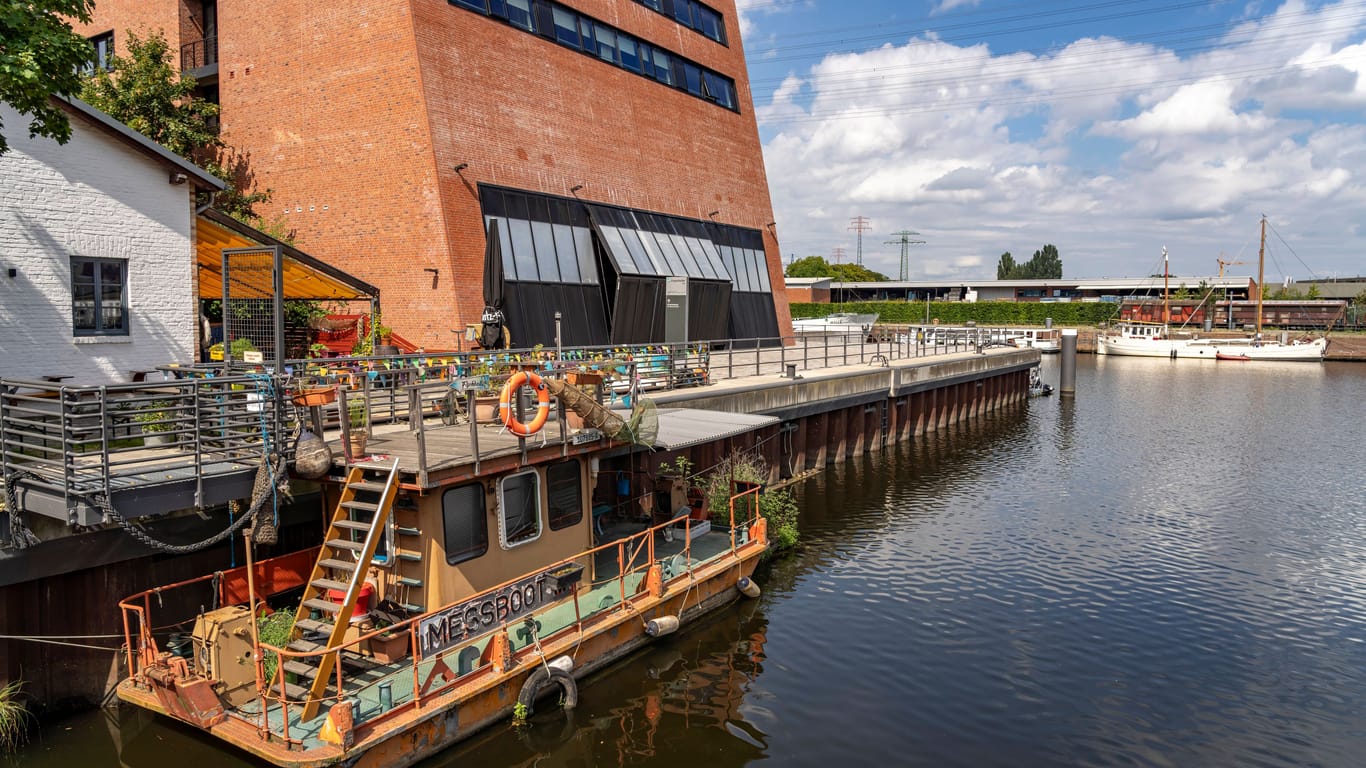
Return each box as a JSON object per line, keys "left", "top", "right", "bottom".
{"left": 180, "top": 35, "right": 218, "bottom": 71}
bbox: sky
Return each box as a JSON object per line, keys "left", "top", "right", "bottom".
{"left": 737, "top": 0, "right": 1366, "bottom": 284}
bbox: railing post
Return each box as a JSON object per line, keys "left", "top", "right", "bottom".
{"left": 754, "top": 337, "right": 761, "bottom": 377}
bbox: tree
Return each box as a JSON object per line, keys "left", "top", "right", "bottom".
{"left": 996, "top": 252, "right": 1016, "bottom": 280}
{"left": 80, "top": 30, "right": 270, "bottom": 219}
{"left": 832, "top": 263, "right": 888, "bottom": 282}
{"left": 1023, "top": 243, "right": 1063, "bottom": 279}
{"left": 0, "top": 0, "right": 97, "bottom": 154}
{"left": 786, "top": 255, "right": 834, "bottom": 278}
{"left": 1306, "top": 284, "right": 1321, "bottom": 300}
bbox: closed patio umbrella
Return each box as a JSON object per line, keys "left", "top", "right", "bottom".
{"left": 480, "top": 218, "right": 509, "bottom": 349}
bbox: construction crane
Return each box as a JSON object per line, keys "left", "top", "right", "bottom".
{"left": 1216, "top": 254, "right": 1246, "bottom": 278}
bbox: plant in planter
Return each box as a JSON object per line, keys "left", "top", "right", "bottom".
{"left": 347, "top": 399, "right": 368, "bottom": 456}
{"left": 136, "top": 400, "right": 177, "bottom": 446}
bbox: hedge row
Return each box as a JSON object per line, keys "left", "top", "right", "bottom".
{"left": 789, "top": 301, "right": 1122, "bottom": 326}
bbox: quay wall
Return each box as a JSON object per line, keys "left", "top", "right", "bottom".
{"left": 649, "top": 349, "right": 1039, "bottom": 481}
{"left": 1, "top": 350, "right": 1037, "bottom": 713}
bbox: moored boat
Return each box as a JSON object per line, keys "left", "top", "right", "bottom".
{"left": 112, "top": 373, "right": 774, "bottom": 767}
{"left": 791, "top": 312, "right": 878, "bottom": 339}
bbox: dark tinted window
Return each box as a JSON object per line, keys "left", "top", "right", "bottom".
{"left": 442, "top": 483, "right": 488, "bottom": 565}
{"left": 547, "top": 460, "right": 583, "bottom": 530}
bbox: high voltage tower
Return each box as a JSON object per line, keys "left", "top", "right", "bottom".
{"left": 848, "top": 216, "right": 871, "bottom": 265}
{"left": 831, "top": 246, "right": 847, "bottom": 265}
{"left": 886, "top": 230, "right": 926, "bottom": 281}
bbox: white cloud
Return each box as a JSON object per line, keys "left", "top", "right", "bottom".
{"left": 752, "top": 1, "right": 1366, "bottom": 281}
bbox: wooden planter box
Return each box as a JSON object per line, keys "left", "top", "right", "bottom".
{"left": 290, "top": 386, "right": 337, "bottom": 407}
{"left": 543, "top": 562, "right": 584, "bottom": 593}
{"left": 566, "top": 371, "right": 604, "bottom": 387}
{"left": 369, "top": 632, "right": 408, "bottom": 664}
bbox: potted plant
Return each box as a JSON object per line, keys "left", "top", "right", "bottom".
{"left": 136, "top": 400, "right": 177, "bottom": 446}
{"left": 347, "top": 399, "right": 368, "bottom": 456}
{"left": 368, "top": 625, "right": 408, "bottom": 664}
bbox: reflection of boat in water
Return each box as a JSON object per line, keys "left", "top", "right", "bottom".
{"left": 791, "top": 312, "right": 878, "bottom": 339}
{"left": 1028, "top": 368, "right": 1054, "bottom": 397}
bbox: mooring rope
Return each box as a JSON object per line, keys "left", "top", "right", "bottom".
{"left": 3, "top": 469, "right": 42, "bottom": 550}
{"left": 88, "top": 456, "right": 286, "bottom": 555}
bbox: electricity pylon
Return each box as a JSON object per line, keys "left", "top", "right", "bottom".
{"left": 848, "top": 216, "right": 871, "bottom": 265}
{"left": 886, "top": 230, "right": 926, "bottom": 281}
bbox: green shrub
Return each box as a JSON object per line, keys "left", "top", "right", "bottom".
{"left": 790, "top": 300, "right": 1120, "bottom": 326}
{"left": 257, "top": 607, "right": 296, "bottom": 683}
{"left": 701, "top": 450, "right": 799, "bottom": 554}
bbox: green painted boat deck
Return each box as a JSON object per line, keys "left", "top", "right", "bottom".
{"left": 238, "top": 523, "right": 747, "bottom": 749}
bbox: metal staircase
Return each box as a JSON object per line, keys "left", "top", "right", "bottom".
{"left": 284, "top": 461, "right": 400, "bottom": 721}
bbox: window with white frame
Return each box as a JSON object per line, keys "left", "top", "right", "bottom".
{"left": 498, "top": 469, "right": 542, "bottom": 548}
{"left": 70, "top": 256, "right": 128, "bottom": 336}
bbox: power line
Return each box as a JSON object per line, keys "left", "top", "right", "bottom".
{"left": 886, "top": 230, "right": 927, "bottom": 281}
{"left": 848, "top": 216, "right": 872, "bottom": 265}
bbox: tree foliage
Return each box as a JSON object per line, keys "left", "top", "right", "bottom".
{"left": 785, "top": 256, "right": 888, "bottom": 282}
{"left": 996, "top": 244, "right": 1063, "bottom": 279}
{"left": 79, "top": 30, "right": 269, "bottom": 219}
{"left": 996, "top": 252, "right": 1016, "bottom": 280}
{"left": 0, "top": 0, "right": 97, "bottom": 154}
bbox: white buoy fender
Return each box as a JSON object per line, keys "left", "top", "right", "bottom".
{"left": 737, "top": 576, "right": 761, "bottom": 599}
{"left": 645, "top": 615, "right": 680, "bottom": 637}
{"left": 549, "top": 655, "right": 574, "bottom": 673}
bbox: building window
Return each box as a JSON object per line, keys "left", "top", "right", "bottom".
{"left": 83, "top": 31, "right": 115, "bottom": 75}
{"left": 637, "top": 0, "right": 726, "bottom": 45}
{"left": 70, "top": 256, "right": 128, "bottom": 336}
{"left": 442, "top": 483, "right": 488, "bottom": 565}
{"left": 498, "top": 469, "right": 542, "bottom": 548}
{"left": 547, "top": 460, "right": 583, "bottom": 530}
{"left": 448, "top": 0, "right": 735, "bottom": 112}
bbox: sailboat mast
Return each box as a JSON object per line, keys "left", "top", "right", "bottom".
{"left": 1162, "top": 246, "right": 1169, "bottom": 325}
{"left": 1257, "top": 216, "right": 1266, "bottom": 339}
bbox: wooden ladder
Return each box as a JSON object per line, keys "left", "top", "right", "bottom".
{"left": 284, "top": 460, "right": 400, "bottom": 721}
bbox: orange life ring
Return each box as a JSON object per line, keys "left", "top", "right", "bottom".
{"left": 498, "top": 371, "right": 551, "bottom": 436}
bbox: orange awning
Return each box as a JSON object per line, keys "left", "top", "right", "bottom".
{"left": 196, "top": 211, "right": 378, "bottom": 302}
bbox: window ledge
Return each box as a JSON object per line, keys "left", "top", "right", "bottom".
{"left": 73, "top": 335, "right": 132, "bottom": 344}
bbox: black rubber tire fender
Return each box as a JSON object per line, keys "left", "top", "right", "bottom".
{"left": 517, "top": 665, "right": 578, "bottom": 716}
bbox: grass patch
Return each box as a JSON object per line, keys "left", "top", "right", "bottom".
{"left": 0, "top": 679, "right": 32, "bottom": 753}
{"left": 257, "top": 607, "right": 297, "bottom": 683}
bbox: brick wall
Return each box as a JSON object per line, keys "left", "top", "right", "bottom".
{"left": 0, "top": 104, "right": 198, "bottom": 384}
{"left": 76, "top": 0, "right": 791, "bottom": 348}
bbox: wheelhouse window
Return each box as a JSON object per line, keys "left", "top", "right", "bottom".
{"left": 547, "top": 460, "right": 583, "bottom": 530}
{"left": 442, "top": 483, "right": 488, "bottom": 565}
{"left": 499, "top": 470, "right": 542, "bottom": 548}
{"left": 70, "top": 256, "right": 127, "bottom": 336}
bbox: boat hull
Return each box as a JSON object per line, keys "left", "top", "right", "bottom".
{"left": 1211, "top": 337, "right": 1327, "bottom": 361}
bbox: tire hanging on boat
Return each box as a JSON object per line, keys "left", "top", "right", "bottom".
{"left": 516, "top": 665, "right": 578, "bottom": 716}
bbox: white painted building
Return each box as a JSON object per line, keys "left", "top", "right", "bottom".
{"left": 0, "top": 98, "right": 222, "bottom": 384}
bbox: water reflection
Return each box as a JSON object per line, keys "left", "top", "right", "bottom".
{"left": 419, "top": 603, "right": 770, "bottom": 768}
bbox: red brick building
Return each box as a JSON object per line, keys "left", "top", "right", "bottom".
{"left": 75, "top": 0, "right": 790, "bottom": 348}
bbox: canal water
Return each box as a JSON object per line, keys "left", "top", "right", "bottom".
{"left": 14, "top": 356, "right": 1366, "bottom": 767}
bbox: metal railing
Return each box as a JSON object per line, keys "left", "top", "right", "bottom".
{"left": 0, "top": 373, "right": 289, "bottom": 521}
{"left": 179, "top": 35, "right": 218, "bottom": 71}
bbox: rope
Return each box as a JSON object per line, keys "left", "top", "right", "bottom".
{"left": 89, "top": 455, "right": 286, "bottom": 555}
{"left": 3, "top": 469, "right": 42, "bottom": 550}
{"left": 0, "top": 635, "right": 124, "bottom": 652}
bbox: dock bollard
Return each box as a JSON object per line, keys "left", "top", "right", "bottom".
{"left": 378, "top": 681, "right": 392, "bottom": 711}
{"left": 1060, "top": 329, "right": 1077, "bottom": 397}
